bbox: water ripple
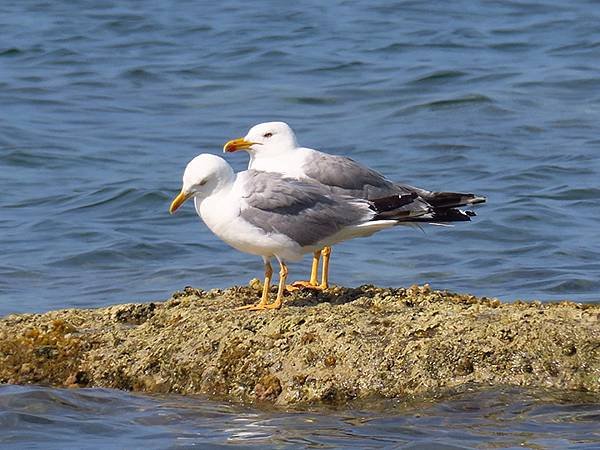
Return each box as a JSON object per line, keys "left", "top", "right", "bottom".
{"left": 0, "top": 2, "right": 599, "bottom": 317}
{"left": 1, "top": 385, "right": 599, "bottom": 448}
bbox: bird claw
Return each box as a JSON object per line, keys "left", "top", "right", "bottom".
{"left": 236, "top": 302, "right": 281, "bottom": 311}
{"left": 236, "top": 304, "right": 261, "bottom": 310}
{"left": 287, "top": 281, "right": 326, "bottom": 291}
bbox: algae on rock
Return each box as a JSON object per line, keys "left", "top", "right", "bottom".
{"left": 1, "top": 284, "right": 599, "bottom": 405}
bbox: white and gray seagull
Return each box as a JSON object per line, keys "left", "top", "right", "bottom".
{"left": 223, "top": 121, "right": 486, "bottom": 290}
{"left": 169, "top": 153, "right": 419, "bottom": 310}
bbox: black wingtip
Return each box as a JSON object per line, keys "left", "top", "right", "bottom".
{"left": 422, "top": 192, "right": 487, "bottom": 208}
{"left": 409, "top": 208, "right": 475, "bottom": 223}
{"left": 370, "top": 192, "right": 418, "bottom": 212}
{"left": 470, "top": 196, "right": 487, "bottom": 205}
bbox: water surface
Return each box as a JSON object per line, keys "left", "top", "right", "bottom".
{"left": 2, "top": 1, "right": 600, "bottom": 315}
{"left": 1, "top": 385, "right": 599, "bottom": 449}
{"left": 1, "top": 0, "right": 600, "bottom": 447}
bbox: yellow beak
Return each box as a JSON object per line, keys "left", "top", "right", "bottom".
{"left": 223, "top": 137, "right": 256, "bottom": 153}
{"left": 169, "top": 190, "right": 191, "bottom": 214}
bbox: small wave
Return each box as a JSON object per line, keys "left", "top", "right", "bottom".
{"left": 170, "top": 25, "right": 213, "bottom": 36}
{"left": 529, "top": 187, "right": 600, "bottom": 201}
{"left": 1, "top": 147, "right": 80, "bottom": 169}
{"left": 543, "top": 278, "right": 597, "bottom": 294}
{"left": 409, "top": 70, "right": 467, "bottom": 85}
{"left": 106, "top": 20, "right": 155, "bottom": 35}
{"left": 260, "top": 49, "right": 289, "bottom": 58}
{"left": 303, "top": 61, "right": 367, "bottom": 74}
{"left": 0, "top": 48, "right": 22, "bottom": 57}
{"left": 470, "top": 72, "right": 521, "bottom": 83}
{"left": 41, "top": 48, "right": 80, "bottom": 58}
{"left": 490, "top": 42, "right": 534, "bottom": 52}
{"left": 50, "top": 237, "right": 193, "bottom": 269}
{"left": 418, "top": 143, "right": 477, "bottom": 152}
{"left": 421, "top": 94, "right": 494, "bottom": 108}
{"left": 109, "top": 40, "right": 177, "bottom": 50}
{"left": 61, "top": 187, "right": 170, "bottom": 214}
{"left": 120, "top": 68, "right": 164, "bottom": 82}
{"left": 284, "top": 96, "right": 339, "bottom": 105}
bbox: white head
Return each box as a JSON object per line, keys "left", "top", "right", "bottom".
{"left": 223, "top": 121, "right": 299, "bottom": 158}
{"left": 169, "top": 153, "right": 235, "bottom": 214}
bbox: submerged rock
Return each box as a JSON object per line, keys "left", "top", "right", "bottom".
{"left": 1, "top": 284, "right": 599, "bottom": 405}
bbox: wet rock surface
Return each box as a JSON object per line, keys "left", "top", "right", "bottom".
{"left": 1, "top": 284, "right": 599, "bottom": 405}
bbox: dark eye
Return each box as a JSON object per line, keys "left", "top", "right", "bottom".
{"left": 198, "top": 178, "right": 208, "bottom": 186}
{"left": 263, "top": 132, "right": 273, "bottom": 138}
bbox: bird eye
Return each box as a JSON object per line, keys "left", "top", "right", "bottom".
{"left": 198, "top": 178, "right": 208, "bottom": 186}
{"left": 263, "top": 132, "right": 273, "bottom": 138}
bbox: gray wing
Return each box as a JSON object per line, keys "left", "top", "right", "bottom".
{"left": 301, "top": 151, "right": 401, "bottom": 198}
{"left": 239, "top": 170, "right": 372, "bottom": 247}
{"left": 301, "top": 150, "right": 432, "bottom": 216}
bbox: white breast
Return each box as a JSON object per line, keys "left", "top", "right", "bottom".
{"left": 196, "top": 181, "right": 305, "bottom": 261}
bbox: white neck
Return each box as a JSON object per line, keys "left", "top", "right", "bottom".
{"left": 248, "top": 147, "right": 311, "bottom": 180}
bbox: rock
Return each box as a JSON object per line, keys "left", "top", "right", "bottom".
{"left": 0, "top": 285, "right": 599, "bottom": 405}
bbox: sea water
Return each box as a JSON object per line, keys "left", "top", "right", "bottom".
{"left": 1, "top": 1, "right": 599, "bottom": 447}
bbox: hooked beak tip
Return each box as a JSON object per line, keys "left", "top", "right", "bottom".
{"left": 223, "top": 138, "right": 254, "bottom": 153}
{"left": 169, "top": 191, "right": 190, "bottom": 214}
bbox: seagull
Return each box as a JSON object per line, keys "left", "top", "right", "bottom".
{"left": 223, "top": 121, "right": 486, "bottom": 290}
{"left": 169, "top": 153, "right": 420, "bottom": 310}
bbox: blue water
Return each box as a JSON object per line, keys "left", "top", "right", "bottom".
{"left": 2, "top": 0, "right": 600, "bottom": 447}
{"left": 1, "top": 385, "right": 599, "bottom": 449}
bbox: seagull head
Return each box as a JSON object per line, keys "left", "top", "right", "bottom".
{"left": 223, "top": 121, "right": 298, "bottom": 157}
{"left": 169, "top": 154, "right": 234, "bottom": 214}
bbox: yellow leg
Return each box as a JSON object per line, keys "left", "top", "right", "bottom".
{"left": 319, "top": 246, "right": 331, "bottom": 289}
{"left": 237, "top": 260, "right": 273, "bottom": 310}
{"left": 247, "top": 260, "right": 288, "bottom": 310}
{"left": 288, "top": 247, "right": 332, "bottom": 291}
{"left": 309, "top": 249, "right": 320, "bottom": 285}
{"left": 288, "top": 250, "right": 321, "bottom": 291}
{"left": 270, "top": 260, "right": 288, "bottom": 309}
{"left": 286, "top": 247, "right": 331, "bottom": 292}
